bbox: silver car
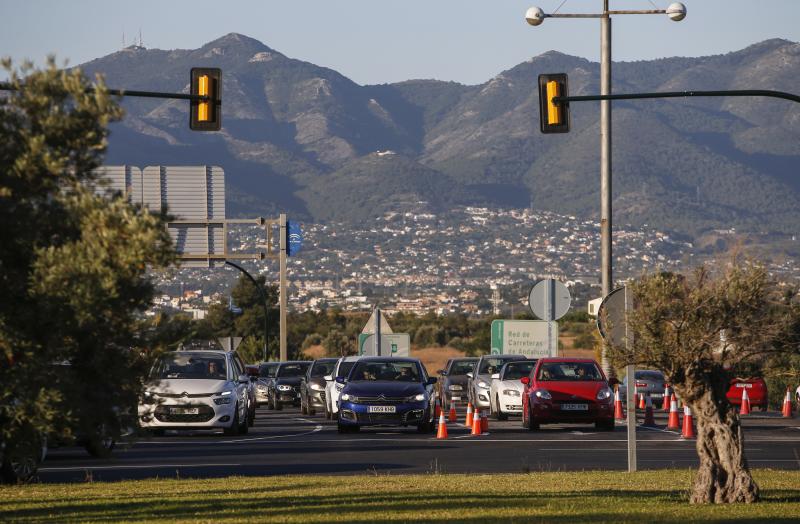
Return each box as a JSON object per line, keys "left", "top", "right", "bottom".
{"left": 620, "top": 370, "right": 667, "bottom": 403}
{"left": 467, "top": 354, "right": 526, "bottom": 410}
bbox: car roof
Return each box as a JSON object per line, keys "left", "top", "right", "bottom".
{"left": 169, "top": 350, "right": 227, "bottom": 357}
{"left": 479, "top": 354, "right": 526, "bottom": 360}
{"left": 356, "top": 357, "right": 420, "bottom": 363}
{"left": 537, "top": 357, "right": 598, "bottom": 363}
{"left": 339, "top": 356, "right": 363, "bottom": 363}
{"left": 277, "top": 361, "right": 311, "bottom": 365}
{"left": 314, "top": 357, "right": 339, "bottom": 362}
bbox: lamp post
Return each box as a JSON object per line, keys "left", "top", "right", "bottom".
{"left": 525, "top": 2, "right": 686, "bottom": 376}
{"left": 525, "top": 1, "right": 686, "bottom": 473}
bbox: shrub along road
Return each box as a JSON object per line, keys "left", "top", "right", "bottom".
{"left": 34, "top": 407, "right": 800, "bottom": 483}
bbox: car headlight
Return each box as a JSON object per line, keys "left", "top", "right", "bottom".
{"left": 405, "top": 393, "right": 426, "bottom": 402}
{"left": 448, "top": 385, "right": 463, "bottom": 391}
{"left": 219, "top": 390, "right": 233, "bottom": 396}
{"left": 534, "top": 389, "right": 552, "bottom": 400}
{"left": 503, "top": 389, "right": 521, "bottom": 397}
{"left": 310, "top": 383, "right": 324, "bottom": 391}
{"left": 278, "top": 385, "right": 292, "bottom": 392}
{"left": 340, "top": 393, "right": 352, "bottom": 401}
{"left": 597, "top": 387, "right": 613, "bottom": 401}
{"left": 478, "top": 381, "right": 490, "bottom": 389}
{"left": 335, "top": 383, "right": 344, "bottom": 391}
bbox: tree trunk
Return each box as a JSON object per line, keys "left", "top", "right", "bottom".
{"left": 688, "top": 388, "right": 759, "bottom": 503}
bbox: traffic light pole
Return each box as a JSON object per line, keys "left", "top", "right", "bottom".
{"left": 0, "top": 83, "right": 212, "bottom": 102}
{"left": 279, "top": 213, "right": 288, "bottom": 362}
{"left": 600, "top": 4, "right": 613, "bottom": 381}
{"left": 555, "top": 89, "right": 800, "bottom": 105}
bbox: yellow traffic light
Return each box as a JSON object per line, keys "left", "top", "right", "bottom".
{"left": 538, "top": 73, "right": 570, "bottom": 133}
{"left": 190, "top": 68, "right": 221, "bottom": 131}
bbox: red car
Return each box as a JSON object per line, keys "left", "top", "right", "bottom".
{"left": 726, "top": 377, "right": 768, "bottom": 411}
{"left": 521, "top": 357, "right": 615, "bottom": 431}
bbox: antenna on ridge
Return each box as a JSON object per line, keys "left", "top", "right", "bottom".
{"left": 122, "top": 29, "right": 126, "bottom": 49}
{"left": 139, "top": 28, "right": 143, "bottom": 48}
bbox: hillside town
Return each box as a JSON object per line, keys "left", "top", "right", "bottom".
{"left": 150, "top": 206, "right": 705, "bottom": 318}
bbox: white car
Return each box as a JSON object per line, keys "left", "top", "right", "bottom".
{"left": 138, "top": 348, "right": 252, "bottom": 436}
{"left": 324, "top": 356, "right": 362, "bottom": 419}
{"left": 489, "top": 360, "right": 537, "bottom": 420}
{"left": 468, "top": 354, "right": 527, "bottom": 411}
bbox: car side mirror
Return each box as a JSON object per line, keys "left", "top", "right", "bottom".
{"left": 335, "top": 376, "right": 346, "bottom": 384}
{"left": 427, "top": 377, "right": 438, "bottom": 385}
{"left": 520, "top": 376, "right": 530, "bottom": 385}
{"left": 324, "top": 375, "right": 333, "bottom": 382}
{"left": 466, "top": 372, "right": 473, "bottom": 379}
{"left": 438, "top": 369, "right": 446, "bottom": 376}
{"left": 238, "top": 374, "right": 250, "bottom": 384}
{"left": 491, "top": 373, "right": 500, "bottom": 380}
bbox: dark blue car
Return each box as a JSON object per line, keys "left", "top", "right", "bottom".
{"left": 336, "top": 357, "right": 438, "bottom": 434}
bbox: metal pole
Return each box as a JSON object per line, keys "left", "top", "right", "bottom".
{"left": 600, "top": 1, "right": 614, "bottom": 378}
{"left": 223, "top": 260, "right": 268, "bottom": 362}
{"left": 624, "top": 286, "right": 636, "bottom": 472}
{"left": 375, "top": 307, "right": 382, "bottom": 356}
{"left": 279, "top": 213, "right": 288, "bottom": 361}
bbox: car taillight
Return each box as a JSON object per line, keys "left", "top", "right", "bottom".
{"left": 635, "top": 382, "right": 647, "bottom": 388}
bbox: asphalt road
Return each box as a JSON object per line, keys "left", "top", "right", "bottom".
{"left": 38, "top": 407, "right": 800, "bottom": 483}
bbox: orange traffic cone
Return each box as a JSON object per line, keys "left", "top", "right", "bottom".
{"left": 667, "top": 393, "right": 680, "bottom": 429}
{"left": 638, "top": 390, "right": 646, "bottom": 410}
{"left": 643, "top": 394, "right": 656, "bottom": 427}
{"left": 681, "top": 404, "right": 695, "bottom": 439}
{"left": 471, "top": 407, "right": 483, "bottom": 436}
{"left": 782, "top": 387, "right": 793, "bottom": 418}
{"left": 448, "top": 402, "right": 458, "bottom": 423}
{"left": 481, "top": 409, "right": 489, "bottom": 433}
{"left": 740, "top": 388, "right": 751, "bottom": 415}
{"left": 465, "top": 402, "right": 474, "bottom": 427}
{"left": 662, "top": 385, "right": 671, "bottom": 411}
{"left": 436, "top": 411, "right": 449, "bottom": 439}
{"left": 614, "top": 385, "right": 625, "bottom": 420}
{"left": 434, "top": 398, "right": 441, "bottom": 420}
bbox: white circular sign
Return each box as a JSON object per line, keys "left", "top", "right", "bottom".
{"left": 528, "top": 279, "right": 571, "bottom": 321}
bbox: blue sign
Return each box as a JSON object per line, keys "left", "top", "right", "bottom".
{"left": 228, "top": 296, "right": 243, "bottom": 315}
{"left": 286, "top": 220, "right": 302, "bottom": 257}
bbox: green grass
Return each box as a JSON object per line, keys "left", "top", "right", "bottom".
{"left": 1, "top": 470, "right": 799, "bottom": 522}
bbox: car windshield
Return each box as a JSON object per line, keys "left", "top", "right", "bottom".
{"left": 350, "top": 361, "right": 421, "bottom": 382}
{"left": 503, "top": 361, "right": 535, "bottom": 380}
{"left": 278, "top": 363, "right": 310, "bottom": 377}
{"left": 336, "top": 362, "right": 356, "bottom": 378}
{"left": 537, "top": 362, "right": 602, "bottom": 382}
{"left": 635, "top": 371, "right": 664, "bottom": 381}
{"left": 310, "top": 361, "right": 336, "bottom": 378}
{"left": 450, "top": 360, "right": 476, "bottom": 375}
{"left": 151, "top": 353, "right": 227, "bottom": 380}
{"left": 479, "top": 358, "right": 514, "bottom": 375}
{"left": 259, "top": 364, "right": 277, "bottom": 378}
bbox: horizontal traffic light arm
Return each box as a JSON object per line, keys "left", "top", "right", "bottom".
{"left": 553, "top": 89, "right": 800, "bottom": 105}
{"left": 0, "top": 82, "right": 214, "bottom": 103}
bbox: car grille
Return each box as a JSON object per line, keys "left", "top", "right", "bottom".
{"left": 355, "top": 396, "right": 407, "bottom": 403}
{"left": 358, "top": 410, "right": 424, "bottom": 424}
{"left": 156, "top": 392, "right": 213, "bottom": 399}
{"left": 154, "top": 405, "right": 215, "bottom": 423}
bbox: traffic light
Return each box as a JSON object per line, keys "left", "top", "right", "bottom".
{"left": 190, "top": 68, "right": 221, "bottom": 131}
{"left": 538, "top": 73, "right": 570, "bottom": 133}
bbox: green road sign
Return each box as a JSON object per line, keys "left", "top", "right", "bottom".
{"left": 490, "top": 320, "right": 558, "bottom": 358}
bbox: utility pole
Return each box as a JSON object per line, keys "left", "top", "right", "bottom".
{"left": 279, "top": 213, "right": 288, "bottom": 361}
{"left": 600, "top": 0, "right": 613, "bottom": 378}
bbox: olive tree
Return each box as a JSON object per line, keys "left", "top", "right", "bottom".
{"left": 607, "top": 261, "right": 799, "bottom": 503}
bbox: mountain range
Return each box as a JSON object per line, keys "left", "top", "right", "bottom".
{"left": 78, "top": 33, "right": 800, "bottom": 236}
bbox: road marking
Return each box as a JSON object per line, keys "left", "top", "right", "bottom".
{"left": 219, "top": 423, "right": 323, "bottom": 444}
{"left": 40, "top": 463, "right": 241, "bottom": 472}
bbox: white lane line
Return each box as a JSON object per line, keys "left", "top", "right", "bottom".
{"left": 41, "top": 463, "right": 241, "bottom": 472}
{"left": 140, "top": 418, "right": 323, "bottom": 445}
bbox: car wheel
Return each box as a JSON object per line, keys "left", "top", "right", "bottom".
{"left": 1, "top": 434, "right": 46, "bottom": 484}
{"left": 248, "top": 404, "right": 256, "bottom": 427}
{"left": 595, "top": 419, "right": 615, "bottom": 432}
{"left": 325, "top": 405, "right": 332, "bottom": 420}
{"left": 272, "top": 394, "right": 282, "bottom": 411}
{"left": 527, "top": 406, "right": 539, "bottom": 431}
{"left": 338, "top": 421, "right": 356, "bottom": 434}
{"left": 223, "top": 404, "right": 241, "bottom": 436}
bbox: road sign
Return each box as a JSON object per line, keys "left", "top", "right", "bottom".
{"left": 95, "top": 165, "right": 227, "bottom": 267}
{"left": 358, "top": 333, "right": 410, "bottom": 357}
{"left": 361, "top": 308, "right": 393, "bottom": 335}
{"left": 490, "top": 320, "right": 557, "bottom": 358}
{"left": 596, "top": 287, "right": 631, "bottom": 347}
{"left": 529, "top": 279, "right": 572, "bottom": 321}
{"left": 286, "top": 220, "right": 302, "bottom": 256}
{"left": 218, "top": 337, "right": 243, "bottom": 352}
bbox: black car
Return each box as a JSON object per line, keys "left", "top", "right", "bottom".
{"left": 300, "top": 358, "right": 338, "bottom": 416}
{"left": 267, "top": 361, "right": 311, "bottom": 410}
{"left": 256, "top": 362, "right": 279, "bottom": 406}
{"left": 438, "top": 357, "right": 478, "bottom": 411}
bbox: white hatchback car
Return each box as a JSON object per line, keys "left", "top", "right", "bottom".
{"left": 489, "top": 359, "right": 537, "bottom": 420}
{"left": 324, "top": 356, "right": 362, "bottom": 419}
{"left": 138, "top": 349, "right": 252, "bottom": 436}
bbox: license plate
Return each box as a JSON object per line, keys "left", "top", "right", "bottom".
{"left": 451, "top": 396, "right": 462, "bottom": 401}
{"left": 560, "top": 403, "right": 588, "bottom": 411}
{"left": 169, "top": 407, "right": 199, "bottom": 415}
{"left": 736, "top": 384, "right": 753, "bottom": 388}
{"left": 368, "top": 406, "right": 396, "bottom": 413}
{"left": 652, "top": 394, "right": 663, "bottom": 399}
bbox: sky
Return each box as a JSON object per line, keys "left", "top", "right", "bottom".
{"left": 2, "top": 1, "right": 799, "bottom": 85}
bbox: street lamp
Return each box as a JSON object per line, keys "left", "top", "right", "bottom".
{"left": 524, "top": 1, "right": 686, "bottom": 376}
